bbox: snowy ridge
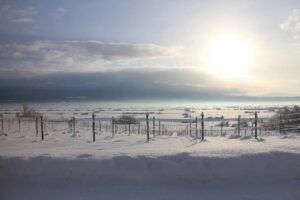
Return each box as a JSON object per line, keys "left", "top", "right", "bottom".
{"left": 1, "top": 151, "right": 300, "bottom": 185}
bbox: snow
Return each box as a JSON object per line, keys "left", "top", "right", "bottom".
{"left": 0, "top": 102, "right": 300, "bottom": 199}
{"left": 1, "top": 127, "right": 300, "bottom": 158}
{"left": 1, "top": 131, "right": 300, "bottom": 199}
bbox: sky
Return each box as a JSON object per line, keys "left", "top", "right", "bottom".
{"left": 0, "top": 0, "right": 300, "bottom": 101}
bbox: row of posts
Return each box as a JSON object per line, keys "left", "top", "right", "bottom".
{"left": 145, "top": 112, "right": 205, "bottom": 141}
{"left": 49, "top": 111, "right": 259, "bottom": 142}
{"left": 86, "top": 112, "right": 206, "bottom": 142}
{"left": 237, "top": 111, "right": 258, "bottom": 139}
{"left": 0, "top": 111, "right": 262, "bottom": 142}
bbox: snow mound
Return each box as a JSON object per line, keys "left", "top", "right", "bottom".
{"left": 228, "top": 135, "right": 241, "bottom": 139}
{"left": 281, "top": 135, "right": 297, "bottom": 139}
{"left": 240, "top": 135, "right": 252, "bottom": 140}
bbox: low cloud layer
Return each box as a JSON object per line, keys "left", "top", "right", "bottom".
{"left": 0, "top": 69, "right": 245, "bottom": 101}
{"left": 1, "top": 68, "right": 297, "bottom": 102}
{"left": 0, "top": 40, "right": 182, "bottom": 77}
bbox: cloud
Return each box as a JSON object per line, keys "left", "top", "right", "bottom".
{"left": 0, "top": 69, "right": 244, "bottom": 101}
{"left": 0, "top": 40, "right": 182, "bottom": 76}
{"left": 52, "top": 8, "right": 67, "bottom": 19}
{"left": 0, "top": 5, "right": 38, "bottom": 23}
{"left": 280, "top": 9, "right": 300, "bottom": 39}
{"left": 0, "top": 65, "right": 298, "bottom": 101}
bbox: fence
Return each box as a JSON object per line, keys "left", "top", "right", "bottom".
{"left": 0, "top": 111, "right": 299, "bottom": 142}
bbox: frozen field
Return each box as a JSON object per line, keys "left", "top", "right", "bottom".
{"left": 1, "top": 130, "right": 300, "bottom": 158}
{"left": 0, "top": 100, "right": 293, "bottom": 119}
{"left": 1, "top": 131, "right": 300, "bottom": 199}
{"left": 0, "top": 102, "right": 300, "bottom": 200}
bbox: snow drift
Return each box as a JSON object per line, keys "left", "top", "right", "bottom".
{"left": 1, "top": 151, "right": 300, "bottom": 185}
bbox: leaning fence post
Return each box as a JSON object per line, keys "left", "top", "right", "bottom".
{"left": 254, "top": 111, "right": 258, "bottom": 139}
{"left": 146, "top": 113, "right": 149, "bottom": 141}
{"left": 40, "top": 116, "right": 44, "bottom": 141}
{"left": 92, "top": 113, "right": 95, "bottom": 142}
{"left": 201, "top": 112, "right": 204, "bottom": 140}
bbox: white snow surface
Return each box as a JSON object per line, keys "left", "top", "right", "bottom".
{"left": 1, "top": 124, "right": 300, "bottom": 199}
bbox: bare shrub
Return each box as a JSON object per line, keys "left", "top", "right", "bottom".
{"left": 267, "top": 105, "right": 300, "bottom": 132}
{"left": 18, "top": 104, "right": 41, "bottom": 118}
{"left": 115, "top": 115, "right": 139, "bottom": 125}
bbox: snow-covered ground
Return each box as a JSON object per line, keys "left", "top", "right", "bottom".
{"left": 0, "top": 130, "right": 300, "bottom": 158}
{"left": 1, "top": 131, "right": 300, "bottom": 199}
{"left": 0, "top": 102, "right": 300, "bottom": 200}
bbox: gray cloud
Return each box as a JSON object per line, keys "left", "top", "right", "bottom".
{"left": 0, "top": 40, "right": 182, "bottom": 76}
{"left": 0, "top": 5, "right": 38, "bottom": 23}
{"left": 2, "top": 68, "right": 298, "bottom": 102}
{"left": 52, "top": 8, "right": 67, "bottom": 19}
{"left": 0, "top": 68, "right": 245, "bottom": 101}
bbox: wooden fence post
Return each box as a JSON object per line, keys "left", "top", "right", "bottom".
{"left": 128, "top": 123, "right": 131, "bottom": 136}
{"left": 112, "top": 116, "right": 115, "bottom": 137}
{"left": 146, "top": 113, "right": 149, "bottom": 141}
{"left": 72, "top": 117, "right": 76, "bottom": 137}
{"left": 220, "top": 121, "right": 223, "bottom": 136}
{"left": 152, "top": 116, "right": 155, "bottom": 137}
{"left": 189, "top": 121, "right": 192, "bottom": 136}
{"left": 195, "top": 117, "right": 198, "bottom": 137}
{"left": 1, "top": 116, "right": 3, "bottom": 132}
{"left": 186, "top": 125, "right": 188, "bottom": 136}
{"left": 201, "top": 112, "right": 204, "bottom": 140}
{"left": 254, "top": 111, "right": 258, "bottom": 139}
{"left": 18, "top": 117, "right": 21, "bottom": 132}
{"left": 99, "top": 120, "right": 101, "bottom": 133}
{"left": 92, "top": 113, "right": 95, "bottom": 142}
{"left": 159, "top": 120, "right": 161, "bottom": 136}
{"left": 279, "top": 114, "right": 283, "bottom": 134}
{"left": 237, "top": 115, "right": 241, "bottom": 136}
{"left": 35, "top": 117, "right": 38, "bottom": 136}
{"left": 40, "top": 116, "right": 44, "bottom": 141}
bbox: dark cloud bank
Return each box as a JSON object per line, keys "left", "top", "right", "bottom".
{"left": 1, "top": 69, "right": 299, "bottom": 102}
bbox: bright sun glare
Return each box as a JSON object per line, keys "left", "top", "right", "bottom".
{"left": 206, "top": 33, "right": 253, "bottom": 78}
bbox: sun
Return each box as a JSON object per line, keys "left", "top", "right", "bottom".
{"left": 205, "top": 33, "right": 253, "bottom": 78}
